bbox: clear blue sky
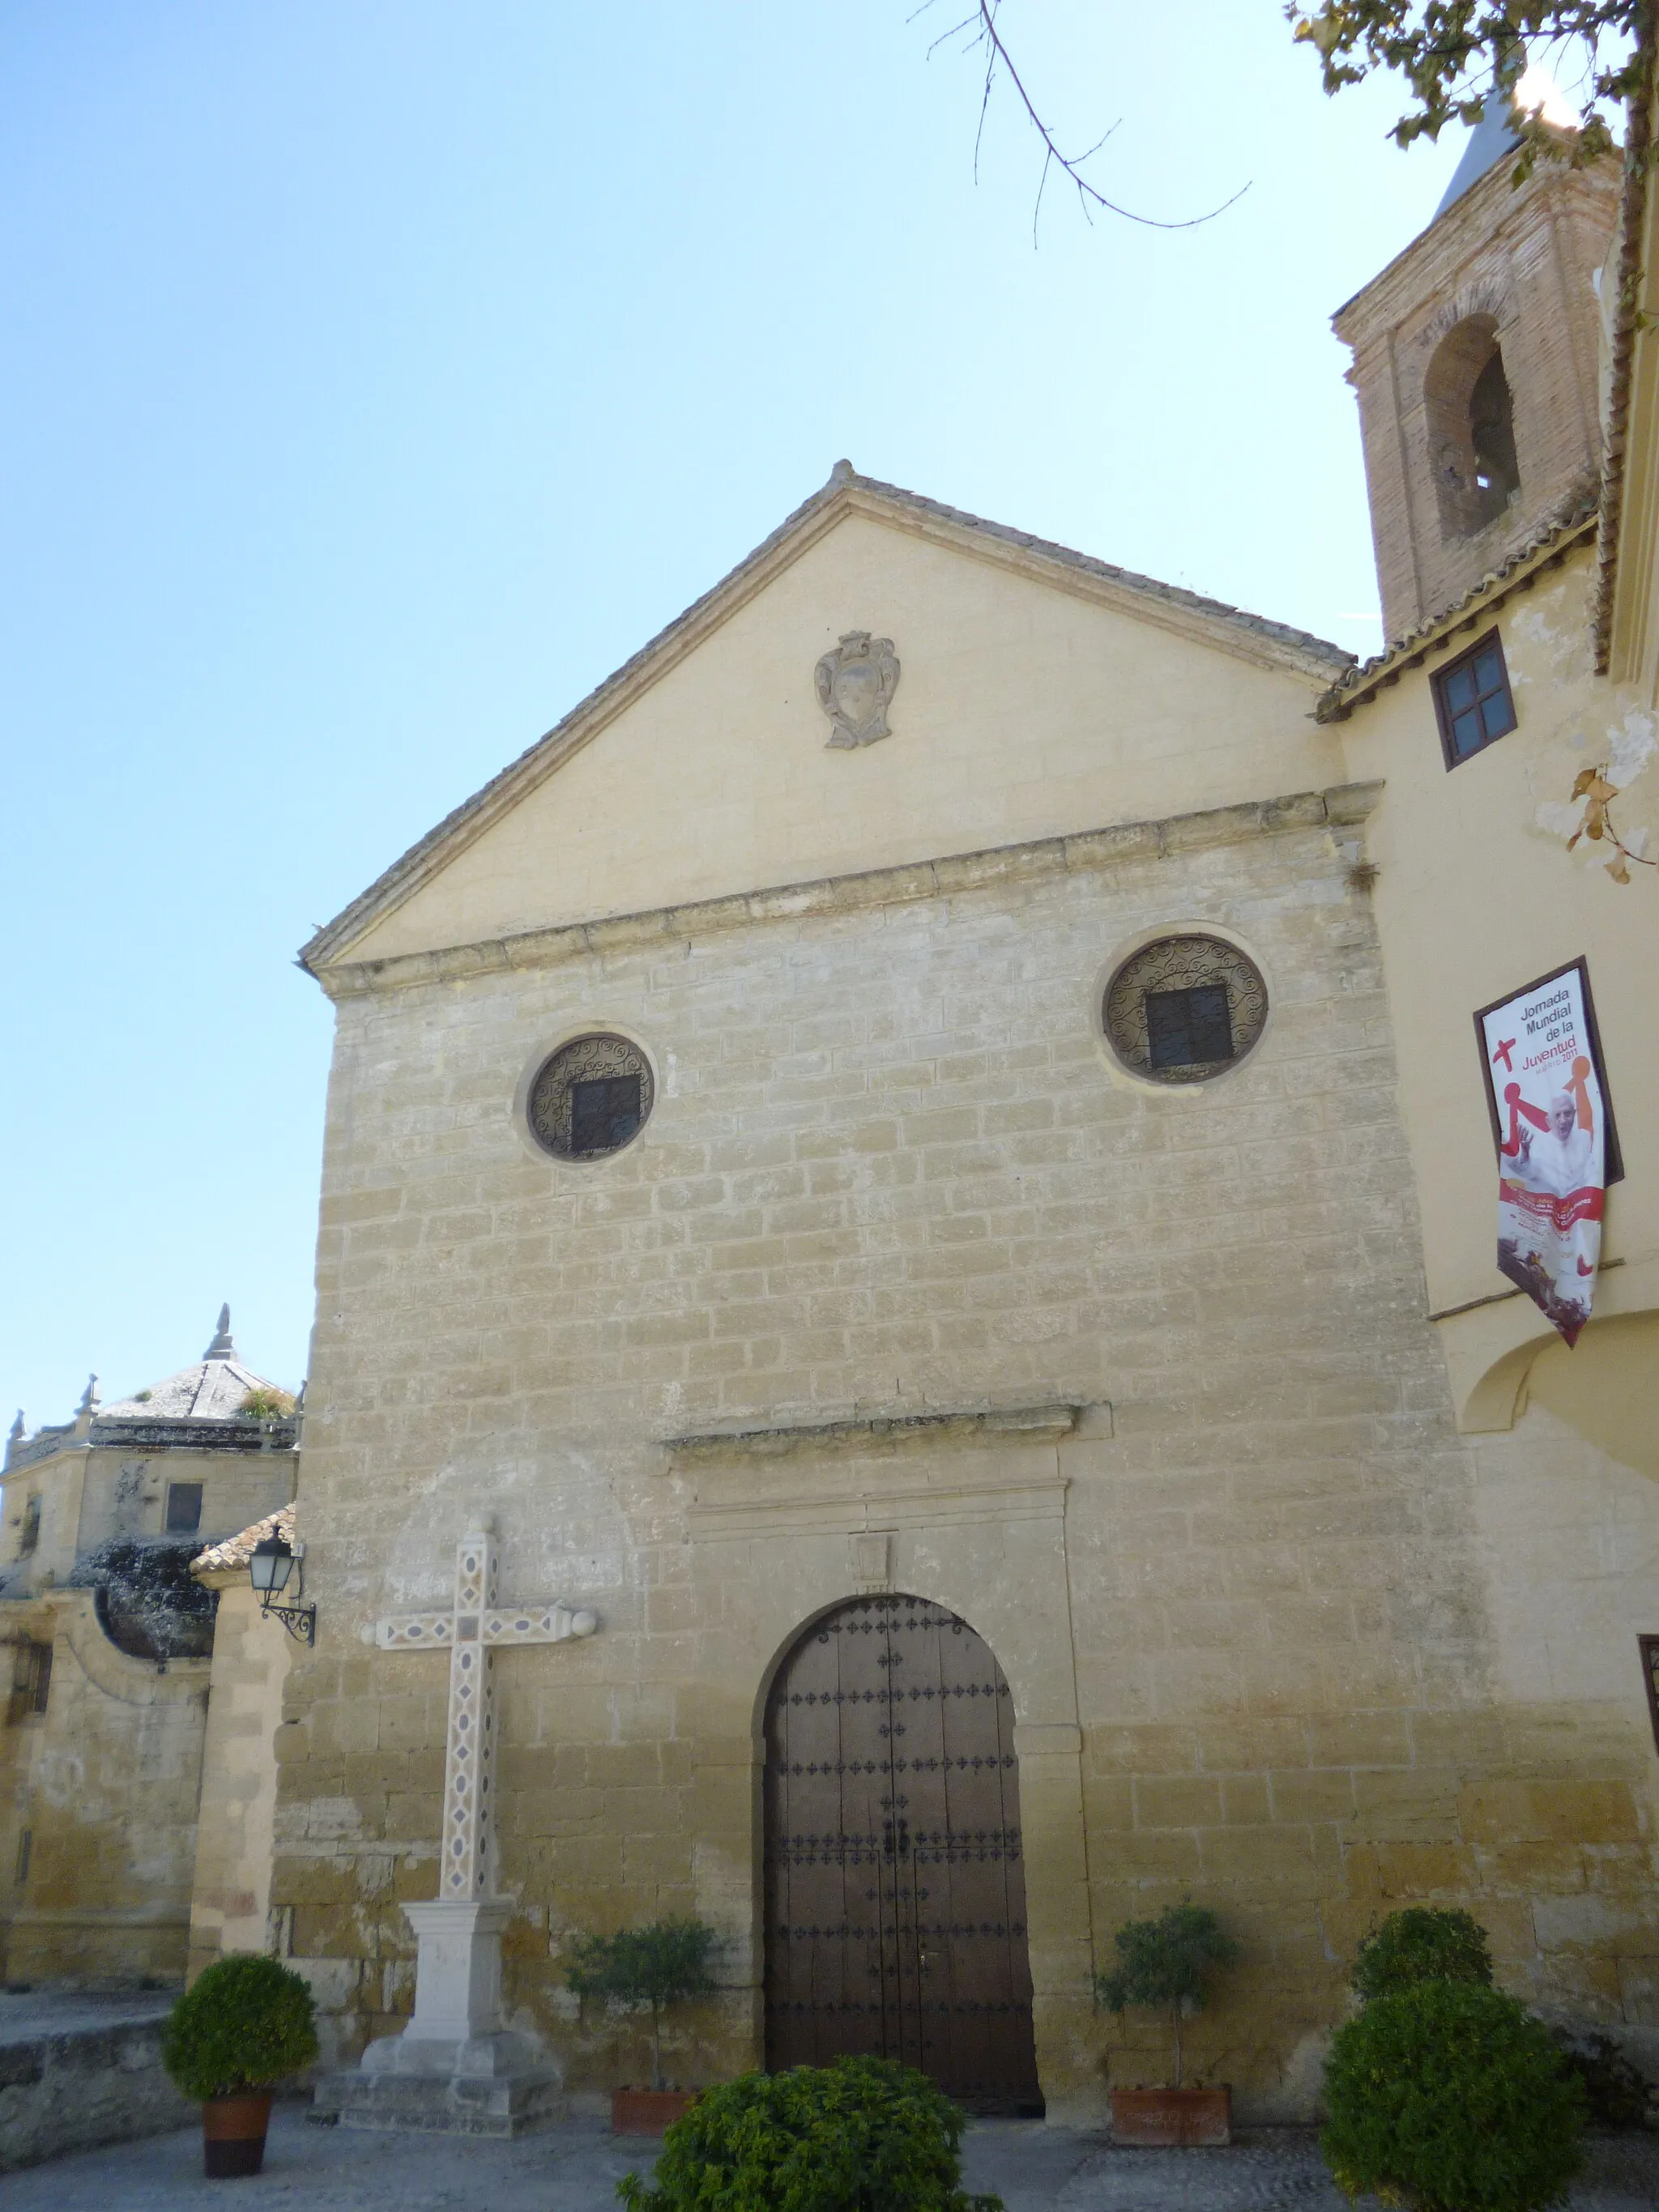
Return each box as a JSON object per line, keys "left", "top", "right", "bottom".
{"left": 1, "top": 2, "right": 1465, "bottom": 1426}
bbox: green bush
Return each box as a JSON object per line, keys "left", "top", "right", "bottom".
{"left": 1322, "top": 1980, "right": 1584, "bottom": 2212}
{"left": 566, "top": 1917, "right": 718, "bottom": 2091}
{"left": 1095, "top": 1901, "right": 1237, "bottom": 2087}
{"left": 1350, "top": 1907, "right": 1494, "bottom": 2005}
{"left": 616, "top": 2055, "right": 1002, "bottom": 2212}
{"left": 162, "top": 1954, "right": 319, "bottom": 2100}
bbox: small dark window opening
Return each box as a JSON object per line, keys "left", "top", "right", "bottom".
{"left": 570, "top": 1074, "right": 642, "bottom": 1156}
{"left": 1145, "top": 985, "right": 1234, "bottom": 1071}
{"left": 11, "top": 1641, "right": 51, "bottom": 1720}
{"left": 15, "top": 1828, "right": 32, "bottom": 1885}
{"left": 1432, "top": 629, "right": 1517, "bottom": 768}
{"left": 1640, "top": 1636, "right": 1659, "bottom": 1755}
{"left": 164, "top": 1481, "right": 204, "bottom": 1535}
{"left": 17, "top": 1496, "right": 40, "bottom": 1556}
{"left": 1469, "top": 350, "right": 1520, "bottom": 517}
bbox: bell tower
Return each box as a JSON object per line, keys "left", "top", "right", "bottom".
{"left": 1334, "top": 104, "right": 1618, "bottom": 641}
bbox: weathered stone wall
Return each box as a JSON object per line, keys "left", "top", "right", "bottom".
{"left": 0, "top": 1997, "right": 190, "bottom": 2171}
{"left": 272, "top": 796, "right": 1659, "bottom": 2118}
{"left": 187, "top": 1579, "right": 293, "bottom": 1981}
{"left": 0, "top": 1594, "right": 208, "bottom": 1988}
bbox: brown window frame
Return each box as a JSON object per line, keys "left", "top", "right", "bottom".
{"left": 1641, "top": 1636, "right": 1659, "bottom": 1754}
{"left": 1431, "top": 627, "right": 1517, "bottom": 769}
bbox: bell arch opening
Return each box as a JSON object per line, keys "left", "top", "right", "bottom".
{"left": 1425, "top": 315, "right": 1520, "bottom": 539}
{"left": 761, "top": 1592, "right": 1043, "bottom": 2114}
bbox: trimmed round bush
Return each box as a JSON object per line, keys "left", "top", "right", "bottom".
{"left": 1350, "top": 1907, "right": 1493, "bottom": 2005}
{"left": 1322, "top": 1980, "right": 1584, "bottom": 2212}
{"left": 163, "top": 1954, "right": 320, "bottom": 2100}
{"left": 616, "top": 2054, "right": 1003, "bottom": 2212}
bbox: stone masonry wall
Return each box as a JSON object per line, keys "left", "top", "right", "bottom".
{"left": 273, "top": 803, "right": 1659, "bottom": 2118}
{"left": 1, "top": 1594, "right": 208, "bottom": 1989}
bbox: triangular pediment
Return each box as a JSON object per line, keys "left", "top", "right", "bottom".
{"left": 303, "top": 471, "right": 1350, "bottom": 976}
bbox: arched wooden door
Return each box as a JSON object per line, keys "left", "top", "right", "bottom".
{"left": 763, "top": 1593, "right": 1042, "bottom": 2112}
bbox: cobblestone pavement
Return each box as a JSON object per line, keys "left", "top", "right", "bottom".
{"left": 5, "top": 2109, "right": 1657, "bottom": 2208}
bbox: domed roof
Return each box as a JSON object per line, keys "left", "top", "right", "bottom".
{"left": 96, "top": 1306, "right": 292, "bottom": 1424}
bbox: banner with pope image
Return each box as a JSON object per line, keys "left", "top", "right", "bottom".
{"left": 1478, "top": 961, "right": 1609, "bottom": 1348}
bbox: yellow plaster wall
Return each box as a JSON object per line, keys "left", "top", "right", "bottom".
{"left": 340, "top": 508, "right": 1345, "bottom": 965}
{"left": 1333, "top": 549, "right": 1659, "bottom": 1439}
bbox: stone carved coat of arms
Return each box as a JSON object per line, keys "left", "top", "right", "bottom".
{"left": 815, "top": 631, "right": 900, "bottom": 748}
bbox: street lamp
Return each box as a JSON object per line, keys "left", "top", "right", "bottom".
{"left": 249, "top": 1534, "right": 316, "bottom": 1646}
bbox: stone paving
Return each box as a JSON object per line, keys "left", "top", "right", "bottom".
{"left": 6, "top": 2110, "right": 1659, "bottom": 2210}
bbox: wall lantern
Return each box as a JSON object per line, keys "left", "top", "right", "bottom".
{"left": 249, "top": 1535, "right": 316, "bottom": 1646}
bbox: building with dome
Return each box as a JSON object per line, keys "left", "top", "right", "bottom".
{"left": 0, "top": 1311, "right": 297, "bottom": 1988}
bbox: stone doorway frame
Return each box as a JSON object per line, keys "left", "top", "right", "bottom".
{"left": 663, "top": 1402, "right": 1100, "bottom": 2123}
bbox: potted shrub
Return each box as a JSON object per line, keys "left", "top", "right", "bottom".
{"left": 1097, "top": 1901, "right": 1238, "bottom": 2145}
{"left": 1322, "top": 1906, "right": 1585, "bottom": 2212}
{"left": 566, "top": 1916, "right": 718, "bottom": 2133}
{"left": 617, "top": 2052, "right": 1003, "bottom": 2210}
{"left": 162, "top": 1953, "right": 318, "bottom": 2177}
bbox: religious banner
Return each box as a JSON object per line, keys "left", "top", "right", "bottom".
{"left": 1476, "top": 959, "right": 1616, "bottom": 1347}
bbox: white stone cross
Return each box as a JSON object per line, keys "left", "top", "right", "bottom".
{"left": 360, "top": 1524, "right": 597, "bottom": 2091}
{"left": 376, "top": 1524, "right": 598, "bottom": 1902}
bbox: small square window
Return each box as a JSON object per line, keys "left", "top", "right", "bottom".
{"left": 1145, "top": 985, "right": 1235, "bottom": 1071}
{"left": 569, "top": 1073, "right": 642, "bottom": 1155}
{"left": 11, "top": 1642, "right": 50, "bottom": 1721}
{"left": 1431, "top": 629, "right": 1516, "bottom": 768}
{"left": 164, "top": 1482, "right": 203, "bottom": 1535}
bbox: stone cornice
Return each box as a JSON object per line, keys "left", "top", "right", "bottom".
{"left": 313, "top": 779, "right": 1384, "bottom": 1002}
{"left": 662, "top": 1401, "right": 1085, "bottom": 1464}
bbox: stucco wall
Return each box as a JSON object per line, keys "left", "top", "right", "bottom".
{"left": 1331, "top": 548, "right": 1659, "bottom": 1444}
{"left": 343, "top": 504, "right": 1346, "bottom": 966}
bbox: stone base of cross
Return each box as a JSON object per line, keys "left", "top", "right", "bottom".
{"left": 353, "top": 1524, "right": 598, "bottom": 2102}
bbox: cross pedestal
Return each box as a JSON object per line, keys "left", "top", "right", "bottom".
{"left": 335, "top": 1525, "right": 598, "bottom": 2135}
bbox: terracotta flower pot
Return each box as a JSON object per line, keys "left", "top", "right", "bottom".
{"left": 202, "top": 2089, "right": 274, "bottom": 2177}
{"left": 1110, "top": 2085, "right": 1230, "bottom": 2146}
{"left": 612, "top": 2086, "right": 697, "bottom": 2136}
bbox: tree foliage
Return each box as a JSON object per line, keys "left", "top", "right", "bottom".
{"left": 566, "top": 1918, "right": 718, "bottom": 2091}
{"left": 162, "top": 1954, "right": 319, "bottom": 2100}
{"left": 1286, "top": 2, "right": 1647, "bottom": 175}
{"left": 616, "top": 2055, "right": 1002, "bottom": 2212}
{"left": 1095, "top": 1902, "right": 1238, "bottom": 2088}
{"left": 1322, "top": 1979, "right": 1584, "bottom": 2212}
{"left": 1350, "top": 1907, "right": 1494, "bottom": 2003}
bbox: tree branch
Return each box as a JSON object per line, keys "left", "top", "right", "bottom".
{"left": 921, "top": 0, "right": 1249, "bottom": 237}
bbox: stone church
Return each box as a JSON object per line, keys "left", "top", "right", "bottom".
{"left": 8, "top": 93, "right": 1659, "bottom": 2133}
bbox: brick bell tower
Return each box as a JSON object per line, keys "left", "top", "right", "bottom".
{"left": 1334, "top": 98, "right": 1618, "bottom": 641}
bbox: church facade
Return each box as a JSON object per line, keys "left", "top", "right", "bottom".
{"left": 263, "top": 102, "right": 1659, "bottom": 2127}
{"left": 6, "top": 93, "right": 1653, "bottom": 2132}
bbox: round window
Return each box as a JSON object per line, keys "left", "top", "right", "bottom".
{"left": 527, "top": 1033, "right": 655, "bottom": 1161}
{"left": 1102, "top": 935, "right": 1268, "bottom": 1084}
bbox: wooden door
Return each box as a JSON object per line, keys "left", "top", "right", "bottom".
{"left": 763, "top": 1594, "right": 1042, "bottom": 2112}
